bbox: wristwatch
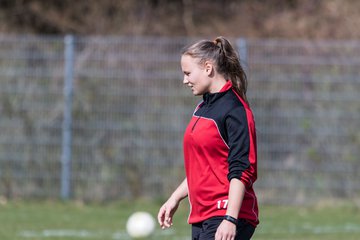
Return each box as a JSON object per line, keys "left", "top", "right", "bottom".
{"left": 223, "top": 215, "right": 238, "bottom": 225}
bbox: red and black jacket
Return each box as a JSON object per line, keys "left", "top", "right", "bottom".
{"left": 183, "top": 80, "right": 259, "bottom": 226}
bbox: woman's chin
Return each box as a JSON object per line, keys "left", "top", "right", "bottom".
{"left": 192, "top": 90, "right": 201, "bottom": 96}
{"left": 189, "top": 88, "right": 199, "bottom": 96}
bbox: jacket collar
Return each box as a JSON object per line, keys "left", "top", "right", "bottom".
{"left": 203, "top": 81, "right": 232, "bottom": 105}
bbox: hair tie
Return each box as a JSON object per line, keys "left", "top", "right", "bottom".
{"left": 213, "top": 39, "right": 222, "bottom": 48}
{"left": 213, "top": 39, "right": 224, "bottom": 56}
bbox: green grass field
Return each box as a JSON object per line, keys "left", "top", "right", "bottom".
{"left": 0, "top": 199, "right": 360, "bottom": 240}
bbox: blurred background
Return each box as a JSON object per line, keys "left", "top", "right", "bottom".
{"left": 0, "top": 0, "right": 359, "bottom": 239}
{"left": 0, "top": 0, "right": 360, "bottom": 240}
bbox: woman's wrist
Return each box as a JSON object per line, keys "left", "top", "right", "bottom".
{"left": 170, "top": 178, "right": 188, "bottom": 203}
{"left": 223, "top": 215, "right": 238, "bottom": 225}
{"left": 170, "top": 191, "right": 186, "bottom": 203}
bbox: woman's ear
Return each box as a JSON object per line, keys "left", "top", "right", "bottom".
{"left": 204, "top": 61, "right": 214, "bottom": 77}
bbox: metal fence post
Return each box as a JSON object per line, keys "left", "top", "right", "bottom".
{"left": 61, "top": 35, "right": 75, "bottom": 200}
{"left": 236, "top": 38, "right": 248, "bottom": 75}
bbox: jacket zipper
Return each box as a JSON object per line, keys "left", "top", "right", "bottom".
{"left": 191, "top": 104, "right": 210, "bottom": 132}
{"left": 191, "top": 116, "right": 201, "bottom": 132}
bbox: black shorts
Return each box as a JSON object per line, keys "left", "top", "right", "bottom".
{"left": 192, "top": 217, "right": 255, "bottom": 240}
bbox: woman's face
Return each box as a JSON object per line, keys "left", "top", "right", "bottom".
{"left": 181, "top": 55, "right": 212, "bottom": 96}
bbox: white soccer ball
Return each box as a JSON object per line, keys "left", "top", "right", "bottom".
{"left": 126, "top": 211, "right": 155, "bottom": 239}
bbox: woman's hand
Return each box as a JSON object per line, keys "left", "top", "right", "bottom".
{"left": 158, "top": 178, "right": 188, "bottom": 229}
{"left": 215, "top": 220, "right": 237, "bottom": 240}
{"left": 157, "top": 197, "right": 180, "bottom": 229}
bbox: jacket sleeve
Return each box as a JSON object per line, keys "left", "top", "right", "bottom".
{"left": 225, "top": 106, "right": 257, "bottom": 188}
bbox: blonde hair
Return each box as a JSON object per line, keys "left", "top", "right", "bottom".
{"left": 181, "top": 36, "right": 248, "bottom": 103}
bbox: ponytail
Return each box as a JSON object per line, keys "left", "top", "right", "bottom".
{"left": 213, "top": 36, "right": 248, "bottom": 103}
{"left": 182, "top": 36, "right": 248, "bottom": 103}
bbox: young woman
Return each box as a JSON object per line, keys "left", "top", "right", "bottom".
{"left": 158, "top": 36, "right": 259, "bottom": 240}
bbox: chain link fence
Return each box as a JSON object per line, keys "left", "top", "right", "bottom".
{"left": 0, "top": 35, "right": 359, "bottom": 204}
